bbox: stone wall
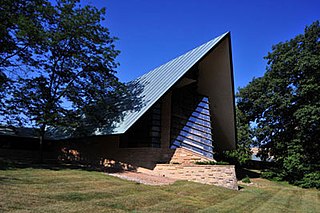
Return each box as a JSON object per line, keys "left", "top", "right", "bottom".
{"left": 168, "top": 147, "right": 214, "bottom": 164}
{"left": 81, "top": 146, "right": 214, "bottom": 171}
{"left": 1, "top": 135, "right": 238, "bottom": 190}
{"left": 152, "top": 164, "right": 238, "bottom": 190}
{"left": 56, "top": 136, "right": 213, "bottom": 171}
{"left": 55, "top": 137, "right": 172, "bottom": 170}
{"left": 132, "top": 147, "right": 238, "bottom": 190}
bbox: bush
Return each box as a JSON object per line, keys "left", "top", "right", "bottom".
{"left": 261, "top": 170, "right": 320, "bottom": 189}
{"left": 261, "top": 170, "right": 283, "bottom": 181}
{"left": 223, "top": 149, "right": 251, "bottom": 166}
{"left": 241, "top": 175, "right": 251, "bottom": 183}
{"left": 295, "top": 172, "right": 320, "bottom": 189}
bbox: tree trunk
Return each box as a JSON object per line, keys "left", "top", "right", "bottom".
{"left": 39, "top": 124, "right": 46, "bottom": 163}
{"left": 39, "top": 134, "right": 43, "bottom": 163}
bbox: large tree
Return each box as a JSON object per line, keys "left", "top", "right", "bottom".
{"left": 1, "top": 0, "right": 137, "bottom": 154}
{"left": 0, "top": 0, "right": 49, "bottom": 108}
{"left": 0, "top": 0, "right": 49, "bottom": 67}
{"left": 237, "top": 21, "right": 320, "bottom": 185}
{"left": 224, "top": 107, "right": 253, "bottom": 165}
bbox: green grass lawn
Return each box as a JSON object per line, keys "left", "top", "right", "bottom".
{"left": 0, "top": 166, "right": 319, "bottom": 212}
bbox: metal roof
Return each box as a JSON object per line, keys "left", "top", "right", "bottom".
{"left": 96, "top": 32, "right": 230, "bottom": 135}
{"left": 0, "top": 32, "right": 230, "bottom": 140}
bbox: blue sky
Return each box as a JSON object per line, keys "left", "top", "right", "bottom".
{"left": 85, "top": 0, "right": 319, "bottom": 90}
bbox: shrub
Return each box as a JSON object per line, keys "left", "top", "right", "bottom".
{"left": 223, "top": 149, "right": 251, "bottom": 166}
{"left": 242, "top": 175, "right": 251, "bottom": 183}
{"left": 295, "top": 172, "right": 320, "bottom": 189}
{"left": 261, "top": 170, "right": 283, "bottom": 181}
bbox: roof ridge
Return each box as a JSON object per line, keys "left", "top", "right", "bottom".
{"left": 106, "top": 32, "right": 229, "bottom": 134}
{"left": 135, "top": 32, "right": 229, "bottom": 81}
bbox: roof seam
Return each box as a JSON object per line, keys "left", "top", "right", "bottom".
{"left": 106, "top": 33, "right": 228, "bottom": 134}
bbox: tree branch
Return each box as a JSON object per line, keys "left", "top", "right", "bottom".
{"left": 0, "top": 44, "right": 29, "bottom": 66}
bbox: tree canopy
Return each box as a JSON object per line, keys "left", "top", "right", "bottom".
{"left": 223, "top": 107, "right": 253, "bottom": 165}
{"left": 0, "top": 0, "right": 137, "bottom": 140}
{"left": 0, "top": 0, "right": 49, "bottom": 69}
{"left": 237, "top": 21, "right": 320, "bottom": 187}
{"left": 0, "top": 0, "right": 49, "bottom": 108}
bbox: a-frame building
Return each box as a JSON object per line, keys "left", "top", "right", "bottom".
{"left": 63, "top": 32, "right": 237, "bottom": 169}
{"left": 0, "top": 32, "right": 238, "bottom": 189}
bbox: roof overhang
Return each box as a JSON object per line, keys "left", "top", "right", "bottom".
{"left": 103, "top": 32, "right": 232, "bottom": 135}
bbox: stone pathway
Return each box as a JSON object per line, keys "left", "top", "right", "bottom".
{"left": 107, "top": 171, "right": 176, "bottom": 185}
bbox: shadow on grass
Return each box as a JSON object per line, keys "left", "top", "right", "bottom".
{"left": 236, "top": 167, "right": 261, "bottom": 180}
{"left": 238, "top": 185, "right": 244, "bottom": 190}
{"left": 0, "top": 158, "right": 123, "bottom": 173}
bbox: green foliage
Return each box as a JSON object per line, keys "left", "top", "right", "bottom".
{"left": 261, "top": 170, "right": 284, "bottom": 181}
{"left": 262, "top": 170, "right": 320, "bottom": 189}
{"left": 0, "top": 0, "right": 49, "bottom": 68}
{"left": 295, "top": 172, "right": 320, "bottom": 189}
{"left": 0, "top": 0, "right": 136, "bottom": 138}
{"left": 241, "top": 175, "right": 251, "bottom": 183}
{"left": 223, "top": 107, "right": 252, "bottom": 165}
{"left": 282, "top": 151, "right": 305, "bottom": 179}
{"left": 0, "top": 0, "right": 50, "bottom": 110}
{"left": 237, "top": 20, "right": 320, "bottom": 187}
{"left": 195, "top": 161, "right": 229, "bottom": 165}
